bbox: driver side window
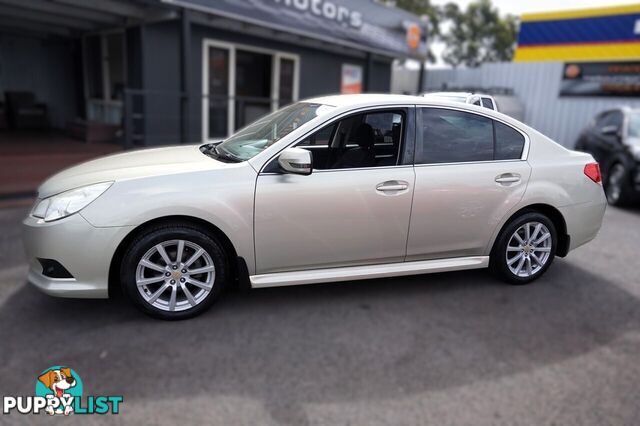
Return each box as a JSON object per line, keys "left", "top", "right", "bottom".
{"left": 295, "top": 110, "right": 405, "bottom": 170}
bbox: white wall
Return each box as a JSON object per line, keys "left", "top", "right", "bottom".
{"left": 424, "top": 62, "right": 640, "bottom": 147}
{"left": 391, "top": 61, "right": 420, "bottom": 94}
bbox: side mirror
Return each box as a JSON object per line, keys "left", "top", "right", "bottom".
{"left": 601, "top": 125, "right": 619, "bottom": 136}
{"left": 278, "top": 148, "right": 313, "bottom": 175}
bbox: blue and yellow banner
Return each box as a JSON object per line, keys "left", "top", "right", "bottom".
{"left": 514, "top": 3, "right": 640, "bottom": 62}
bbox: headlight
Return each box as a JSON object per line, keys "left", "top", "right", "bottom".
{"left": 32, "top": 182, "right": 113, "bottom": 222}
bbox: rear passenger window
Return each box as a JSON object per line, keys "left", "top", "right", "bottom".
{"left": 418, "top": 108, "right": 525, "bottom": 164}
{"left": 418, "top": 108, "right": 493, "bottom": 164}
{"left": 481, "top": 98, "right": 494, "bottom": 109}
{"left": 495, "top": 121, "right": 525, "bottom": 160}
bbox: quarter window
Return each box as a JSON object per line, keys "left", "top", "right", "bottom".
{"left": 495, "top": 121, "right": 525, "bottom": 160}
{"left": 418, "top": 108, "right": 525, "bottom": 164}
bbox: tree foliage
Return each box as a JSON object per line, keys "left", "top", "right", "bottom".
{"left": 440, "top": 0, "right": 518, "bottom": 67}
{"left": 392, "top": 0, "right": 518, "bottom": 67}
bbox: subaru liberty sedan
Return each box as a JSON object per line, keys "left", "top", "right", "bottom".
{"left": 23, "top": 95, "right": 606, "bottom": 320}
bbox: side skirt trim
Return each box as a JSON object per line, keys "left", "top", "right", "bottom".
{"left": 250, "top": 256, "right": 489, "bottom": 289}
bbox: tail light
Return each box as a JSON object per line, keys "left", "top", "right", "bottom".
{"left": 584, "top": 162, "right": 602, "bottom": 183}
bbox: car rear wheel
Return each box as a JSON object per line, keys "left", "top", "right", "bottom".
{"left": 490, "top": 212, "right": 556, "bottom": 285}
{"left": 605, "top": 163, "right": 633, "bottom": 207}
{"left": 120, "top": 224, "right": 228, "bottom": 320}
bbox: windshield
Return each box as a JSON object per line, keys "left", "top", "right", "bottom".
{"left": 629, "top": 112, "right": 640, "bottom": 138}
{"left": 214, "top": 102, "right": 334, "bottom": 161}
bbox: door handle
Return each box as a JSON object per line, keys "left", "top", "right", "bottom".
{"left": 376, "top": 180, "right": 409, "bottom": 192}
{"left": 495, "top": 173, "right": 521, "bottom": 184}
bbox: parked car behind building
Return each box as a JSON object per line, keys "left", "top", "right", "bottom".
{"left": 422, "top": 92, "right": 498, "bottom": 111}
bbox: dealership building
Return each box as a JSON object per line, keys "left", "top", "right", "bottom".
{"left": 423, "top": 3, "right": 640, "bottom": 148}
{"left": 0, "top": 0, "right": 427, "bottom": 147}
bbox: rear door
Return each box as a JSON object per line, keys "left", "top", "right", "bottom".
{"left": 406, "top": 107, "right": 531, "bottom": 261}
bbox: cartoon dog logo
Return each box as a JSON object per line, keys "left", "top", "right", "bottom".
{"left": 37, "top": 367, "right": 76, "bottom": 415}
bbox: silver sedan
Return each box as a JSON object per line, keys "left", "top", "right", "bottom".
{"left": 23, "top": 95, "right": 606, "bottom": 319}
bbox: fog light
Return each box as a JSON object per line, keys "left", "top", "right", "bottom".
{"left": 37, "top": 258, "right": 73, "bottom": 279}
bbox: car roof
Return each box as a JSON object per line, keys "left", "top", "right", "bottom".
{"left": 303, "top": 93, "right": 496, "bottom": 113}
{"left": 304, "top": 93, "right": 495, "bottom": 110}
{"left": 425, "top": 91, "right": 473, "bottom": 97}
{"left": 305, "top": 93, "right": 428, "bottom": 107}
{"left": 425, "top": 91, "right": 494, "bottom": 98}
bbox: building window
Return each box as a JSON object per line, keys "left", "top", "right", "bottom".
{"left": 208, "top": 47, "right": 230, "bottom": 138}
{"left": 203, "top": 39, "right": 299, "bottom": 140}
{"left": 278, "top": 57, "right": 295, "bottom": 108}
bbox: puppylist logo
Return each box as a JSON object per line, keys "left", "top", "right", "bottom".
{"left": 3, "top": 366, "right": 123, "bottom": 416}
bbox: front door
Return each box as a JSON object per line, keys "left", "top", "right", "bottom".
{"left": 406, "top": 107, "right": 532, "bottom": 261}
{"left": 254, "top": 108, "right": 414, "bottom": 274}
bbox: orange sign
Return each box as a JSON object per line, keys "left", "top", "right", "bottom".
{"left": 341, "top": 64, "right": 363, "bottom": 94}
{"left": 406, "top": 23, "right": 421, "bottom": 50}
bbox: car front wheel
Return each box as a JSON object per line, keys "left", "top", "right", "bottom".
{"left": 120, "top": 224, "right": 228, "bottom": 320}
{"left": 490, "top": 212, "right": 556, "bottom": 285}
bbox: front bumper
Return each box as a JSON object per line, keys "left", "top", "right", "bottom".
{"left": 22, "top": 212, "right": 133, "bottom": 298}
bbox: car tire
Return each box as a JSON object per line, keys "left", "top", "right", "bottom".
{"left": 605, "top": 163, "right": 634, "bottom": 207}
{"left": 120, "top": 223, "right": 229, "bottom": 320}
{"left": 490, "top": 212, "right": 556, "bottom": 285}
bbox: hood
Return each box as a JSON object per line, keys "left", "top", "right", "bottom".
{"left": 38, "top": 145, "right": 227, "bottom": 198}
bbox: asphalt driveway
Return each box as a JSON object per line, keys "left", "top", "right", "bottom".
{"left": 0, "top": 205, "right": 639, "bottom": 425}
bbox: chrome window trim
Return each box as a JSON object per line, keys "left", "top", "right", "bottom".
{"left": 413, "top": 159, "right": 524, "bottom": 169}
{"left": 260, "top": 164, "right": 413, "bottom": 176}
{"left": 258, "top": 104, "right": 413, "bottom": 175}
{"left": 416, "top": 105, "right": 531, "bottom": 164}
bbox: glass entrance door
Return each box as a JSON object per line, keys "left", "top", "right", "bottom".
{"left": 207, "top": 47, "right": 230, "bottom": 138}
{"left": 235, "top": 49, "right": 272, "bottom": 130}
{"left": 204, "top": 41, "right": 299, "bottom": 140}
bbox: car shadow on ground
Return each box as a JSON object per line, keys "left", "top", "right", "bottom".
{"left": 1, "top": 261, "right": 639, "bottom": 424}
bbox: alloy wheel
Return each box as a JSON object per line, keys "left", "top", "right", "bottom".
{"left": 505, "top": 222, "right": 552, "bottom": 278}
{"left": 606, "top": 164, "right": 625, "bottom": 204}
{"left": 135, "top": 239, "right": 216, "bottom": 312}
